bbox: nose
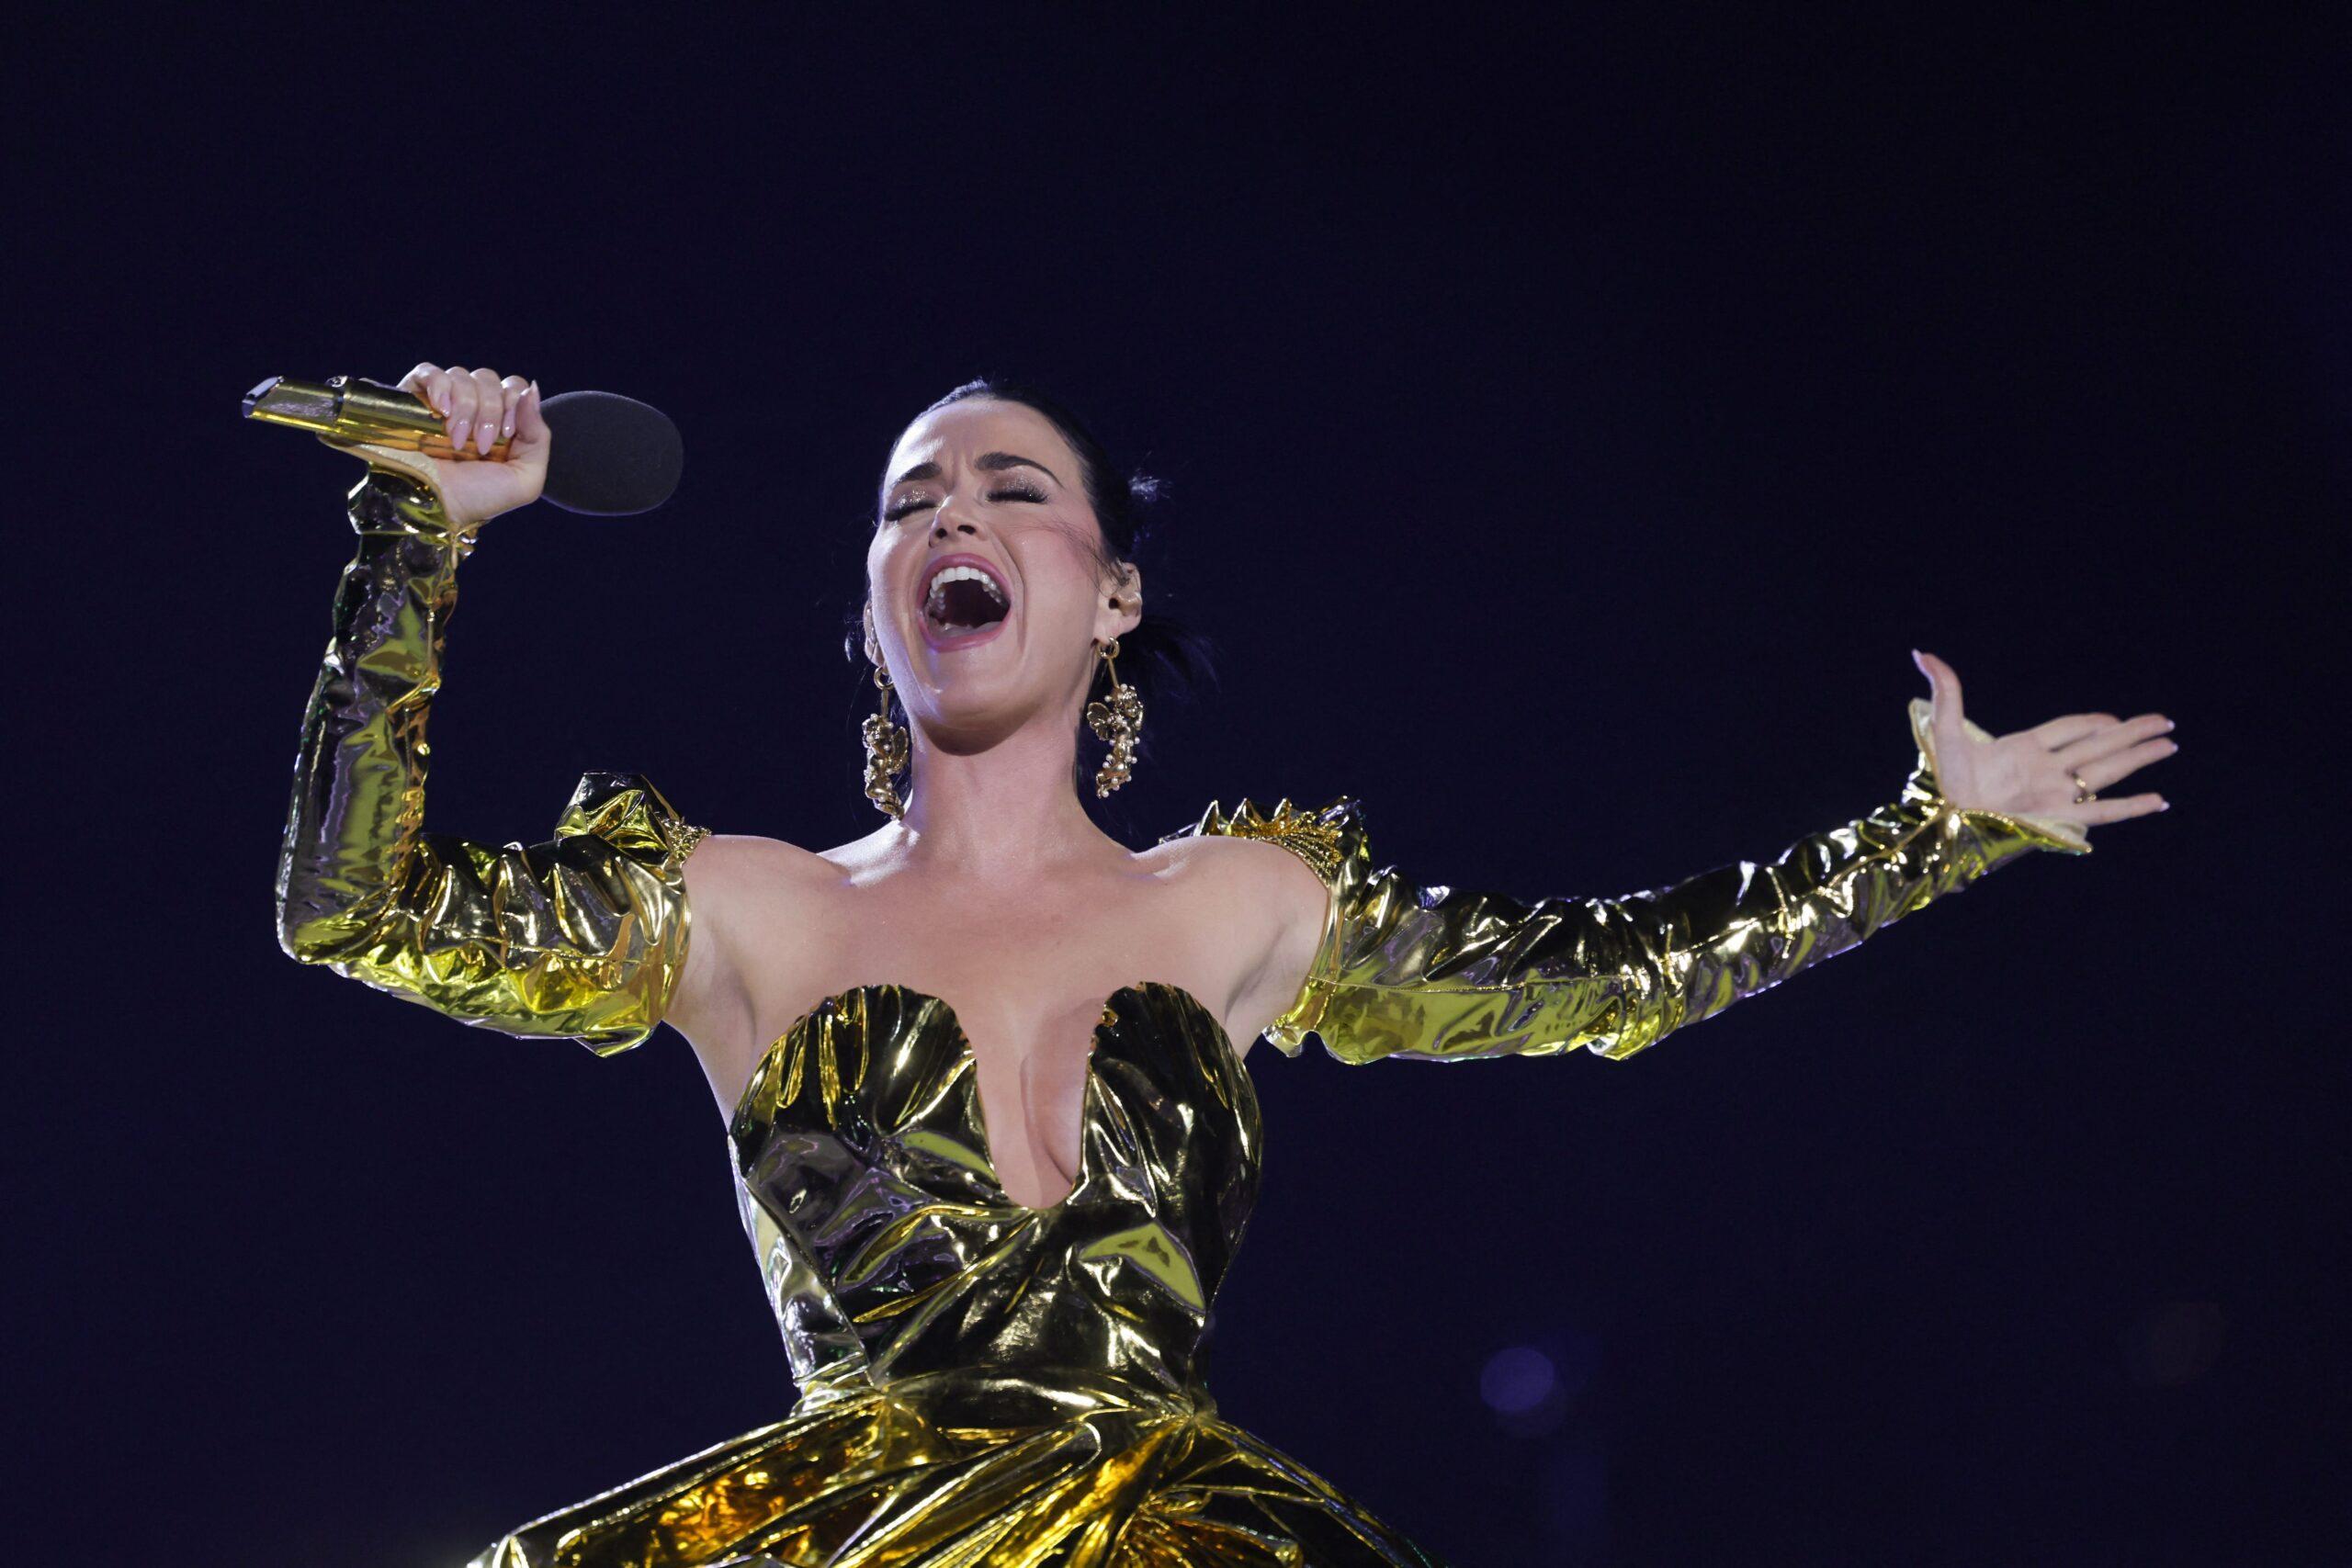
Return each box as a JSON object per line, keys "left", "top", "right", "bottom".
{"left": 931, "top": 511, "right": 981, "bottom": 541}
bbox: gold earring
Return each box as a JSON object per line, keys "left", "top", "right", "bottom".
{"left": 862, "top": 664, "right": 910, "bottom": 819}
{"left": 1085, "top": 637, "right": 1145, "bottom": 797}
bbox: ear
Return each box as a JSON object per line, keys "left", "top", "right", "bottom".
{"left": 862, "top": 599, "right": 884, "bottom": 666}
{"left": 1097, "top": 560, "right": 1144, "bottom": 643}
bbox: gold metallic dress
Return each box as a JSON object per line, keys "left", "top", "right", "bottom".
{"left": 277, "top": 464, "right": 2091, "bottom": 1567}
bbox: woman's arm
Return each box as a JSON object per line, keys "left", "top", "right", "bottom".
{"left": 1185, "top": 696, "right": 2106, "bottom": 1066}
{"left": 274, "top": 441, "right": 711, "bottom": 1055}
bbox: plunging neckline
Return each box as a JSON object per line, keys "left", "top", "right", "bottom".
{"left": 730, "top": 980, "right": 1238, "bottom": 1219}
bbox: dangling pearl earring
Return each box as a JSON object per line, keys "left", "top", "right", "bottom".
{"left": 862, "top": 663, "right": 910, "bottom": 819}
{"left": 1085, "top": 636, "right": 1144, "bottom": 796}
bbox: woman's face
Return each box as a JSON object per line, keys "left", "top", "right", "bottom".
{"left": 867, "top": 397, "right": 1141, "bottom": 750}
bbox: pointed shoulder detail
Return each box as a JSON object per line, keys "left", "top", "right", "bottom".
{"left": 556, "top": 771, "right": 716, "bottom": 874}
{"left": 1164, "top": 795, "right": 1367, "bottom": 888}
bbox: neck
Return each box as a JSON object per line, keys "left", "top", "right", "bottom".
{"left": 891, "top": 714, "right": 1115, "bottom": 876}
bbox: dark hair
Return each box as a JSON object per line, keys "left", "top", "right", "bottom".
{"left": 842, "top": 378, "right": 1217, "bottom": 821}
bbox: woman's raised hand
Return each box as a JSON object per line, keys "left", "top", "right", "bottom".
{"left": 1911, "top": 649, "right": 2176, "bottom": 835}
{"left": 385, "top": 362, "right": 551, "bottom": 528}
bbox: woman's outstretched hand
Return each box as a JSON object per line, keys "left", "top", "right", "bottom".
{"left": 1911, "top": 649, "right": 2175, "bottom": 835}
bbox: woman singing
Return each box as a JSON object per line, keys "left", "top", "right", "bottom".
{"left": 276, "top": 361, "right": 2176, "bottom": 1565}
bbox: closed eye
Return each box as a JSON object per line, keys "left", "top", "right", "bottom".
{"left": 882, "top": 485, "right": 1047, "bottom": 523}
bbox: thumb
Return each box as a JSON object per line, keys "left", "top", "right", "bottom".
{"left": 1913, "top": 649, "right": 1965, "bottom": 734}
{"left": 513, "top": 379, "right": 551, "bottom": 446}
{"left": 501, "top": 380, "right": 553, "bottom": 487}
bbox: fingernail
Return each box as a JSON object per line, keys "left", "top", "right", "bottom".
{"left": 452, "top": 417, "right": 470, "bottom": 449}
{"left": 2158, "top": 800, "right": 2171, "bottom": 810}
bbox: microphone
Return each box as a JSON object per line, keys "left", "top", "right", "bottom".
{"left": 243, "top": 375, "right": 684, "bottom": 515}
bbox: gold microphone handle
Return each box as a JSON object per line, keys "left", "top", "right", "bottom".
{"left": 243, "top": 374, "right": 514, "bottom": 460}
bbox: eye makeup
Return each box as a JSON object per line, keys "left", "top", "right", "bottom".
{"left": 882, "top": 484, "right": 1047, "bottom": 523}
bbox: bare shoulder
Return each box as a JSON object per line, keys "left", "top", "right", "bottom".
{"left": 1146, "top": 829, "right": 1329, "bottom": 924}
{"left": 678, "top": 830, "right": 845, "bottom": 969}
{"left": 668, "top": 831, "right": 838, "bottom": 1054}
{"left": 1137, "top": 829, "right": 1333, "bottom": 1048}
{"left": 682, "top": 829, "right": 840, "bottom": 905}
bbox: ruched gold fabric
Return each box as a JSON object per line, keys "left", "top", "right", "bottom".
{"left": 277, "top": 461, "right": 2085, "bottom": 1565}
{"left": 1184, "top": 700, "right": 2088, "bottom": 1066}
{"left": 275, "top": 457, "right": 708, "bottom": 1055}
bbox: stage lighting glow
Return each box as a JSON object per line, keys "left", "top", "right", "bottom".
{"left": 1480, "top": 1345, "right": 1560, "bottom": 1414}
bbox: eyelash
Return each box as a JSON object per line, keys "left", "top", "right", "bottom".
{"left": 883, "top": 484, "right": 1046, "bottom": 523}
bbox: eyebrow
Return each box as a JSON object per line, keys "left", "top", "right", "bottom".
{"left": 888, "top": 451, "right": 1062, "bottom": 488}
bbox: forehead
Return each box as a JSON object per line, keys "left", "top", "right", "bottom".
{"left": 885, "top": 398, "right": 1080, "bottom": 485}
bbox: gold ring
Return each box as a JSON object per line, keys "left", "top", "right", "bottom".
{"left": 2071, "top": 770, "right": 2098, "bottom": 805}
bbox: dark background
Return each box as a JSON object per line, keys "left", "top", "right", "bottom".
{"left": 16, "top": 10, "right": 2346, "bottom": 1564}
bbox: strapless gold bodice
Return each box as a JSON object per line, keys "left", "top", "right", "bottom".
{"left": 728, "top": 981, "right": 1263, "bottom": 1411}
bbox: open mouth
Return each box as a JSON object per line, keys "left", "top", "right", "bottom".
{"left": 922, "top": 563, "right": 1011, "bottom": 637}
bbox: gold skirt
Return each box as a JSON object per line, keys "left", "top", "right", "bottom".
{"left": 467, "top": 1368, "right": 1446, "bottom": 1567}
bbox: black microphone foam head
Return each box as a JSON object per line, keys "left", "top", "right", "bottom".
{"left": 540, "top": 390, "right": 684, "bottom": 515}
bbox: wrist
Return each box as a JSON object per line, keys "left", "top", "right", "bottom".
{"left": 345, "top": 468, "right": 479, "bottom": 558}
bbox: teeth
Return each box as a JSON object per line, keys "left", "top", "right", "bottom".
{"left": 924, "top": 563, "right": 1009, "bottom": 621}
{"left": 927, "top": 564, "right": 1007, "bottom": 602}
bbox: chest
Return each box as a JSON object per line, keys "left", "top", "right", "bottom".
{"left": 729, "top": 870, "right": 1242, "bottom": 1208}
{"left": 728, "top": 981, "right": 1267, "bottom": 1388}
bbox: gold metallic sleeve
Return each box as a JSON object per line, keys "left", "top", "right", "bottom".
{"left": 274, "top": 458, "right": 711, "bottom": 1055}
{"left": 1187, "top": 699, "right": 2089, "bottom": 1065}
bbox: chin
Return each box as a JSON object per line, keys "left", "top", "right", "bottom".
{"left": 907, "top": 646, "right": 1017, "bottom": 705}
